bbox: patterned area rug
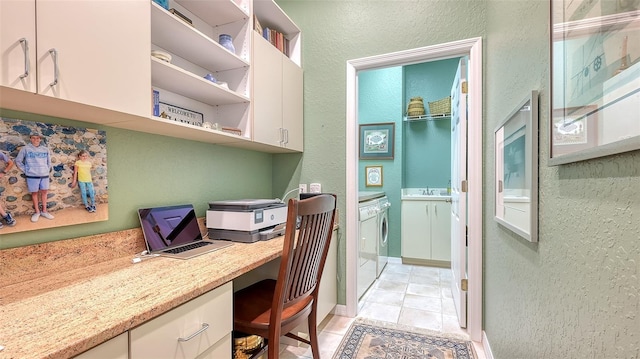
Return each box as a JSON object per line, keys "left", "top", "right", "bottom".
{"left": 333, "top": 318, "right": 477, "bottom": 359}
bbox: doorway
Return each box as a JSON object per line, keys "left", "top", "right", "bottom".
{"left": 344, "top": 37, "right": 484, "bottom": 342}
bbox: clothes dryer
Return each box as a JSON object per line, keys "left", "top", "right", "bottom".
{"left": 357, "top": 196, "right": 381, "bottom": 300}
{"left": 376, "top": 196, "right": 390, "bottom": 277}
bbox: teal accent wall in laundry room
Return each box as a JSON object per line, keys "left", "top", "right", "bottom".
{"left": 357, "top": 66, "right": 403, "bottom": 257}
{"left": 403, "top": 59, "right": 459, "bottom": 189}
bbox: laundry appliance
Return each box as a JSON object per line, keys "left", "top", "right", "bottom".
{"left": 376, "top": 196, "right": 390, "bottom": 277}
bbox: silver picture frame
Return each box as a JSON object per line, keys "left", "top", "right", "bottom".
{"left": 494, "top": 91, "right": 539, "bottom": 242}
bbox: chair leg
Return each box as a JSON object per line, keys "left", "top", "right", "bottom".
{"left": 308, "top": 312, "right": 320, "bottom": 359}
{"left": 268, "top": 335, "right": 279, "bottom": 359}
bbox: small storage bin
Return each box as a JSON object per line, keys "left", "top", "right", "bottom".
{"left": 428, "top": 96, "right": 451, "bottom": 115}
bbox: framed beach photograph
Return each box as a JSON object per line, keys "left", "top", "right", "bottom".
{"left": 359, "top": 122, "right": 395, "bottom": 160}
{"left": 550, "top": 0, "right": 640, "bottom": 165}
{"left": 365, "top": 165, "right": 383, "bottom": 187}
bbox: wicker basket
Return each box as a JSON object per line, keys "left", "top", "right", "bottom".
{"left": 406, "top": 97, "right": 425, "bottom": 117}
{"left": 428, "top": 96, "right": 451, "bottom": 115}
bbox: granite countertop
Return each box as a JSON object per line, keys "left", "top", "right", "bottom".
{"left": 0, "top": 228, "right": 285, "bottom": 359}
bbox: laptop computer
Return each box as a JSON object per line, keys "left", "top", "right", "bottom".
{"left": 138, "top": 204, "right": 232, "bottom": 259}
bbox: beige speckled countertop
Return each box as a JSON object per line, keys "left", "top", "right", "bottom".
{"left": 0, "top": 226, "right": 285, "bottom": 359}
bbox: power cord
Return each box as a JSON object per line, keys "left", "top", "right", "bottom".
{"left": 276, "top": 187, "right": 301, "bottom": 203}
{"left": 131, "top": 250, "right": 160, "bottom": 264}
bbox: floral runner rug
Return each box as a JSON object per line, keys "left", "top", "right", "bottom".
{"left": 333, "top": 318, "right": 477, "bottom": 359}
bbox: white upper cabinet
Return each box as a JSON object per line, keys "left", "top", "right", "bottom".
{"left": 0, "top": 0, "right": 151, "bottom": 122}
{"left": 0, "top": 0, "right": 304, "bottom": 154}
{"left": 0, "top": 0, "right": 37, "bottom": 92}
{"left": 252, "top": 0, "right": 303, "bottom": 152}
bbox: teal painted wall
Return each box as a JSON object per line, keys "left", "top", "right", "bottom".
{"left": 403, "top": 60, "right": 458, "bottom": 189}
{"left": 357, "top": 67, "right": 402, "bottom": 257}
{"left": 0, "top": 109, "right": 274, "bottom": 249}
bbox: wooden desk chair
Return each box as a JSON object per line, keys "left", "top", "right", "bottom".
{"left": 233, "top": 194, "right": 337, "bottom": 359}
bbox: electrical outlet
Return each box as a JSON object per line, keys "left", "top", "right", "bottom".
{"left": 309, "top": 183, "right": 321, "bottom": 193}
{"left": 299, "top": 184, "right": 307, "bottom": 194}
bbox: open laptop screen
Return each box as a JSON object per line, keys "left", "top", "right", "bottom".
{"left": 138, "top": 204, "right": 202, "bottom": 252}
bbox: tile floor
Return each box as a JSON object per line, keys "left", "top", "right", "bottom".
{"left": 276, "top": 257, "right": 486, "bottom": 358}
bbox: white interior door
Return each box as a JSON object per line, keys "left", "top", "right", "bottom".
{"left": 450, "top": 58, "right": 468, "bottom": 328}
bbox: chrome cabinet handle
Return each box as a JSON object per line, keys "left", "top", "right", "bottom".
{"left": 284, "top": 128, "right": 289, "bottom": 145}
{"left": 49, "top": 48, "right": 58, "bottom": 87}
{"left": 177, "top": 323, "right": 209, "bottom": 342}
{"left": 279, "top": 128, "right": 284, "bottom": 145}
{"left": 19, "top": 38, "right": 29, "bottom": 79}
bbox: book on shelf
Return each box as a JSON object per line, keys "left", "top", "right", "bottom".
{"left": 152, "top": 89, "right": 160, "bottom": 116}
{"left": 262, "top": 27, "right": 289, "bottom": 57}
{"left": 254, "top": 14, "right": 263, "bottom": 35}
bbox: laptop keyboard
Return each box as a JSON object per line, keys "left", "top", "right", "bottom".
{"left": 163, "top": 241, "right": 212, "bottom": 254}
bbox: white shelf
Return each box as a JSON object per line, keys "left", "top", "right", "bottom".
{"left": 404, "top": 114, "right": 452, "bottom": 122}
{"left": 176, "top": 0, "right": 249, "bottom": 25}
{"left": 253, "top": 0, "right": 300, "bottom": 36}
{"left": 151, "top": 57, "right": 249, "bottom": 106}
{"left": 151, "top": 3, "right": 249, "bottom": 72}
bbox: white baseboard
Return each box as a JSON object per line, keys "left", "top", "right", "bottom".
{"left": 482, "top": 331, "right": 494, "bottom": 359}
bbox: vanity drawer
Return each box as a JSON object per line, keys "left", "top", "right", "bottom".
{"left": 130, "top": 282, "right": 232, "bottom": 359}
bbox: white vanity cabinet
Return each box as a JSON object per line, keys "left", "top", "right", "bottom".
{"left": 401, "top": 199, "right": 452, "bottom": 266}
{"left": 130, "top": 282, "right": 233, "bottom": 359}
{"left": 252, "top": 1, "right": 303, "bottom": 152}
{"left": 73, "top": 333, "right": 128, "bottom": 359}
{"left": 0, "top": 0, "right": 151, "bottom": 119}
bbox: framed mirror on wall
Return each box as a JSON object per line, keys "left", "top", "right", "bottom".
{"left": 495, "top": 91, "right": 539, "bottom": 242}
{"left": 550, "top": 0, "right": 640, "bottom": 165}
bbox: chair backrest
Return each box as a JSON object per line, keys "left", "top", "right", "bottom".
{"left": 271, "top": 194, "right": 337, "bottom": 322}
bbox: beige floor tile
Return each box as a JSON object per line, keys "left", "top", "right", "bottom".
{"left": 406, "top": 282, "right": 442, "bottom": 298}
{"left": 409, "top": 272, "right": 441, "bottom": 286}
{"left": 365, "top": 288, "right": 405, "bottom": 306}
{"left": 403, "top": 293, "right": 442, "bottom": 312}
{"left": 319, "top": 315, "right": 355, "bottom": 336}
{"left": 379, "top": 270, "right": 411, "bottom": 283}
{"left": 358, "top": 301, "right": 401, "bottom": 323}
{"left": 375, "top": 279, "right": 408, "bottom": 293}
{"left": 398, "top": 307, "right": 443, "bottom": 331}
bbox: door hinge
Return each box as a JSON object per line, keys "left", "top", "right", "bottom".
{"left": 461, "top": 278, "right": 468, "bottom": 291}
{"left": 461, "top": 81, "right": 468, "bottom": 94}
{"left": 461, "top": 180, "right": 468, "bottom": 193}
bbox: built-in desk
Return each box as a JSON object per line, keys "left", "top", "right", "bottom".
{"left": 0, "top": 226, "right": 338, "bottom": 359}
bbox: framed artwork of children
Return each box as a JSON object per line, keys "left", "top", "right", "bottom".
{"left": 0, "top": 117, "right": 108, "bottom": 234}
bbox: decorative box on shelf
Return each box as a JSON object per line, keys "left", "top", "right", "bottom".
{"left": 158, "top": 102, "right": 204, "bottom": 127}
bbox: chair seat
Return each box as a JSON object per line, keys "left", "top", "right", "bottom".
{"left": 234, "top": 279, "right": 313, "bottom": 331}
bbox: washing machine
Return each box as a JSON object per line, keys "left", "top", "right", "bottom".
{"left": 357, "top": 192, "right": 384, "bottom": 300}
{"left": 376, "top": 196, "right": 390, "bottom": 277}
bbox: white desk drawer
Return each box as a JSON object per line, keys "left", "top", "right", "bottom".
{"left": 130, "top": 282, "right": 232, "bottom": 359}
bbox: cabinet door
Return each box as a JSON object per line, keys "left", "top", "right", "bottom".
{"left": 0, "top": 0, "right": 36, "bottom": 92}
{"left": 73, "top": 332, "right": 128, "bottom": 359}
{"left": 36, "top": 0, "right": 151, "bottom": 117}
{"left": 431, "top": 201, "right": 452, "bottom": 261}
{"left": 252, "top": 33, "right": 283, "bottom": 147}
{"left": 282, "top": 56, "right": 303, "bottom": 151}
{"left": 401, "top": 201, "right": 431, "bottom": 260}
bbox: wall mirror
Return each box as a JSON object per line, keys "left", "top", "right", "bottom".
{"left": 495, "top": 91, "right": 539, "bottom": 242}
{"left": 550, "top": 0, "right": 640, "bottom": 165}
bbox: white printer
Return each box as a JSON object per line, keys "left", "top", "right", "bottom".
{"left": 206, "top": 199, "right": 287, "bottom": 243}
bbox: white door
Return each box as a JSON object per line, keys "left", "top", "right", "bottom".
{"left": 450, "top": 58, "right": 468, "bottom": 328}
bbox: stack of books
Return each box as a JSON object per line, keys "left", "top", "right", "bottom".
{"left": 253, "top": 15, "right": 290, "bottom": 57}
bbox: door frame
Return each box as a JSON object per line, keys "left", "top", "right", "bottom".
{"left": 345, "top": 37, "right": 483, "bottom": 342}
